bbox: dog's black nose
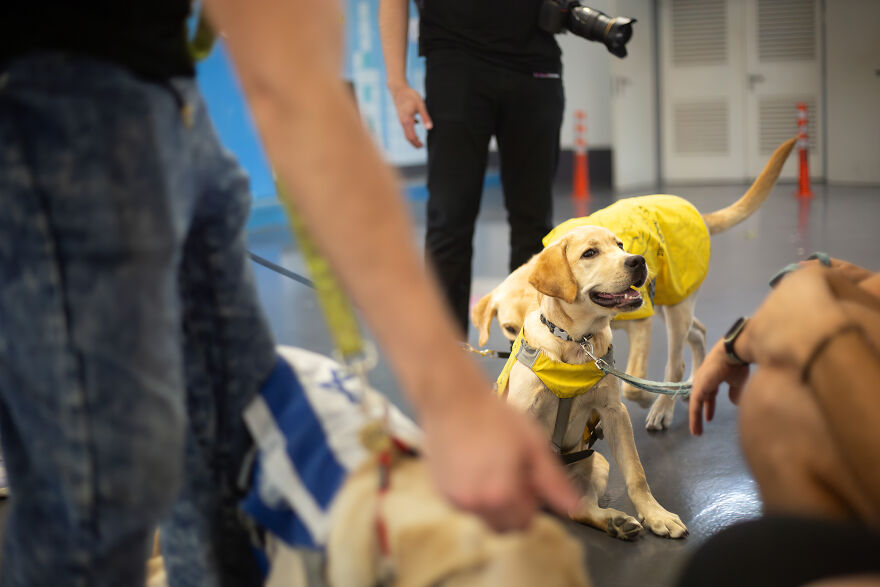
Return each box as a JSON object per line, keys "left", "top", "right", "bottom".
{"left": 625, "top": 255, "right": 646, "bottom": 269}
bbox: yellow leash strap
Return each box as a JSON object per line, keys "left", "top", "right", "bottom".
{"left": 276, "top": 181, "right": 368, "bottom": 364}
{"left": 187, "top": 7, "right": 217, "bottom": 62}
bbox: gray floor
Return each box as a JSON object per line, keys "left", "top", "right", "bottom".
{"left": 2, "top": 179, "right": 878, "bottom": 585}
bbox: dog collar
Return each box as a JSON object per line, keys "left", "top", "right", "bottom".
{"left": 540, "top": 314, "right": 594, "bottom": 346}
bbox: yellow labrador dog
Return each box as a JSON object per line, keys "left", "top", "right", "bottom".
{"left": 323, "top": 456, "right": 591, "bottom": 587}
{"left": 146, "top": 346, "right": 591, "bottom": 587}
{"left": 477, "top": 138, "right": 796, "bottom": 430}
{"left": 496, "top": 225, "right": 688, "bottom": 540}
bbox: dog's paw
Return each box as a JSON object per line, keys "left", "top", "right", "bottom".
{"left": 645, "top": 402, "right": 674, "bottom": 430}
{"left": 638, "top": 510, "right": 688, "bottom": 539}
{"left": 606, "top": 514, "right": 644, "bottom": 541}
{"left": 622, "top": 384, "right": 654, "bottom": 409}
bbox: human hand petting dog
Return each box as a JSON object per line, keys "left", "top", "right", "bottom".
{"left": 419, "top": 378, "right": 580, "bottom": 532}
{"left": 690, "top": 267, "right": 854, "bottom": 435}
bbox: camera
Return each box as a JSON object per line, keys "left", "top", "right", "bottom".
{"left": 538, "top": 1, "right": 636, "bottom": 59}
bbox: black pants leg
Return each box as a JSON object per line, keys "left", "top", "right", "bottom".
{"left": 497, "top": 72, "right": 563, "bottom": 273}
{"left": 676, "top": 516, "right": 880, "bottom": 587}
{"left": 424, "top": 51, "right": 563, "bottom": 335}
{"left": 424, "top": 51, "right": 495, "bottom": 336}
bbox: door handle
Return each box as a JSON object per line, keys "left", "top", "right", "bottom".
{"left": 747, "top": 73, "right": 765, "bottom": 91}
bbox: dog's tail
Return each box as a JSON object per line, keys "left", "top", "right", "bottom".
{"left": 701, "top": 137, "right": 797, "bottom": 235}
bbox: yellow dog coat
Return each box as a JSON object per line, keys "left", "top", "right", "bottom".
{"left": 496, "top": 332, "right": 609, "bottom": 399}
{"left": 543, "top": 195, "right": 711, "bottom": 320}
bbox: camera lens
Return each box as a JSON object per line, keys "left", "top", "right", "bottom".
{"left": 568, "top": 5, "right": 636, "bottom": 58}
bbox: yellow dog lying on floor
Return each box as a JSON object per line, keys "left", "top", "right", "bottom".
{"left": 474, "top": 137, "right": 796, "bottom": 430}
{"left": 146, "top": 346, "right": 591, "bottom": 587}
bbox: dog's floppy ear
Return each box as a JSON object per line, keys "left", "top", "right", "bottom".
{"left": 529, "top": 241, "right": 578, "bottom": 303}
{"left": 471, "top": 292, "right": 496, "bottom": 347}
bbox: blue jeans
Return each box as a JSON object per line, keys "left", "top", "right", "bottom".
{"left": 0, "top": 54, "right": 277, "bottom": 586}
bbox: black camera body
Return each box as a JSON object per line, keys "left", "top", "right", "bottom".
{"left": 538, "top": 0, "right": 636, "bottom": 59}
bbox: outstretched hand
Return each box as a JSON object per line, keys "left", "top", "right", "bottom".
{"left": 420, "top": 391, "right": 579, "bottom": 532}
{"left": 389, "top": 84, "right": 433, "bottom": 148}
{"left": 689, "top": 339, "right": 750, "bottom": 436}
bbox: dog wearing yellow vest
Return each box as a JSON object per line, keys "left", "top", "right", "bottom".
{"left": 496, "top": 224, "right": 687, "bottom": 540}
{"left": 476, "top": 137, "right": 796, "bottom": 430}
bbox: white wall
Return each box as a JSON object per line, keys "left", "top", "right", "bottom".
{"left": 825, "top": 0, "right": 880, "bottom": 184}
{"left": 558, "top": 0, "right": 615, "bottom": 149}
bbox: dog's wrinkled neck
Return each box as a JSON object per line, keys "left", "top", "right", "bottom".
{"left": 540, "top": 296, "right": 613, "bottom": 356}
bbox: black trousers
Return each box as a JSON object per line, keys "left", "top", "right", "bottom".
{"left": 676, "top": 516, "right": 880, "bottom": 587}
{"left": 424, "top": 49, "right": 564, "bottom": 336}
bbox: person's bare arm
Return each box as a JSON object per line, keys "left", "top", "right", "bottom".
{"left": 202, "top": 0, "right": 576, "bottom": 530}
{"left": 734, "top": 268, "right": 880, "bottom": 514}
{"left": 805, "top": 326, "right": 880, "bottom": 519}
{"left": 378, "top": 0, "right": 432, "bottom": 147}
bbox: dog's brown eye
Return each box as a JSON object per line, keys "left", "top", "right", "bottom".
{"left": 617, "top": 242, "right": 624, "bottom": 250}
{"left": 582, "top": 248, "right": 598, "bottom": 259}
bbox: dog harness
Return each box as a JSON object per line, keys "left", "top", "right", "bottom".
{"left": 495, "top": 332, "right": 611, "bottom": 400}
{"left": 543, "top": 194, "right": 711, "bottom": 320}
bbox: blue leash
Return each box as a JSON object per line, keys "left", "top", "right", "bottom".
{"left": 768, "top": 252, "right": 831, "bottom": 288}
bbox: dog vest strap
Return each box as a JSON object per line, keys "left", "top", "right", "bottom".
{"left": 551, "top": 397, "right": 573, "bottom": 451}
{"left": 496, "top": 335, "right": 609, "bottom": 399}
{"left": 559, "top": 448, "right": 594, "bottom": 466}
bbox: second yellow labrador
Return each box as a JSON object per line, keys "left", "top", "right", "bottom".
{"left": 476, "top": 137, "right": 796, "bottom": 430}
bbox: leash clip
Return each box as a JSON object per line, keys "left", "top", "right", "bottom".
{"left": 579, "top": 340, "right": 609, "bottom": 372}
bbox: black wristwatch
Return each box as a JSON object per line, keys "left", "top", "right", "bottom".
{"left": 723, "top": 317, "right": 749, "bottom": 366}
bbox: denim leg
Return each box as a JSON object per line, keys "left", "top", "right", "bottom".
{"left": 159, "top": 86, "right": 277, "bottom": 587}
{"left": 0, "top": 57, "right": 191, "bottom": 587}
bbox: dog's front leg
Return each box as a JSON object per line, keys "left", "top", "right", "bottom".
{"left": 599, "top": 402, "right": 688, "bottom": 538}
{"left": 568, "top": 452, "right": 644, "bottom": 540}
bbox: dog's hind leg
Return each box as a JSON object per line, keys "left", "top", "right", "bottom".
{"left": 568, "top": 452, "right": 643, "bottom": 540}
{"left": 646, "top": 295, "right": 697, "bottom": 430}
{"left": 687, "top": 316, "right": 707, "bottom": 379}
{"left": 615, "top": 319, "right": 655, "bottom": 409}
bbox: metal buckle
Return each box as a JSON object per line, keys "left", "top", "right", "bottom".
{"left": 579, "top": 339, "right": 609, "bottom": 371}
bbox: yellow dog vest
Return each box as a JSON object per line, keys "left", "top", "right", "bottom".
{"left": 543, "top": 195, "right": 711, "bottom": 321}
{"left": 496, "top": 333, "right": 608, "bottom": 399}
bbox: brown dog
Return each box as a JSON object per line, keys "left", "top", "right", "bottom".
{"left": 476, "top": 138, "right": 796, "bottom": 430}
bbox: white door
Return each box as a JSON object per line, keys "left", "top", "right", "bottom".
{"left": 660, "top": 0, "right": 747, "bottom": 181}
{"left": 826, "top": 0, "right": 880, "bottom": 184}
{"left": 744, "top": 0, "right": 823, "bottom": 180}
{"left": 610, "top": 0, "right": 658, "bottom": 191}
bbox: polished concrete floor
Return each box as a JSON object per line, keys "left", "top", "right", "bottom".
{"left": 1, "top": 179, "right": 878, "bottom": 585}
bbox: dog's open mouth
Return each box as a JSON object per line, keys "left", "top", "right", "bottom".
{"left": 589, "top": 286, "right": 643, "bottom": 310}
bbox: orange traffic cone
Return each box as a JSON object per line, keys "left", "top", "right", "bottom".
{"left": 572, "top": 110, "right": 590, "bottom": 201}
{"left": 796, "top": 102, "right": 812, "bottom": 199}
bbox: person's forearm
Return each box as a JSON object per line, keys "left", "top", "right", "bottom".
{"left": 806, "top": 329, "right": 880, "bottom": 508}
{"left": 378, "top": 0, "right": 410, "bottom": 92}
{"left": 204, "top": 0, "right": 482, "bottom": 414}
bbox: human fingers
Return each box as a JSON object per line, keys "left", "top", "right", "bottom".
{"left": 400, "top": 112, "right": 422, "bottom": 148}
{"left": 417, "top": 98, "right": 433, "bottom": 132}
{"left": 474, "top": 473, "right": 539, "bottom": 532}
{"left": 528, "top": 432, "right": 579, "bottom": 518}
{"left": 689, "top": 388, "right": 705, "bottom": 436}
